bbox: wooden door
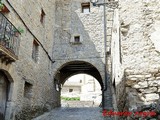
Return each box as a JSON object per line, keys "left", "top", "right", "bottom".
{"left": 0, "top": 73, "right": 8, "bottom": 120}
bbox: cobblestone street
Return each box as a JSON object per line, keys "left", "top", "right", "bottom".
{"left": 33, "top": 107, "right": 105, "bottom": 120}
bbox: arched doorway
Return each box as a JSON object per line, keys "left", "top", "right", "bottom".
{"left": 0, "top": 71, "right": 9, "bottom": 120}
{"left": 54, "top": 61, "right": 104, "bottom": 107}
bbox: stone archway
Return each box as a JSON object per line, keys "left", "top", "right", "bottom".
{"left": 54, "top": 61, "right": 103, "bottom": 89}
{"left": 0, "top": 70, "right": 14, "bottom": 120}
{"left": 53, "top": 61, "right": 104, "bottom": 107}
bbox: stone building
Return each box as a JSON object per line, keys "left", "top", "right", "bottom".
{"left": 0, "top": 0, "right": 57, "bottom": 120}
{"left": 0, "top": 0, "right": 109, "bottom": 120}
{"left": 52, "top": 0, "right": 110, "bottom": 111}
{"left": 61, "top": 74, "right": 101, "bottom": 102}
{"left": 112, "top": 0, "right": 160, "bottom": 117}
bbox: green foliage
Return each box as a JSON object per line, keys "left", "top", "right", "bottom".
{"left": 17, "top": 27, "right": 24, "bottom": 33}
{"left": 61, "top": 96, "right": 80, "bottom": 101}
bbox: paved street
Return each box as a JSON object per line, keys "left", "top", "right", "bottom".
{"left": 33, "top": 107, "right": 106, "bottom": 120}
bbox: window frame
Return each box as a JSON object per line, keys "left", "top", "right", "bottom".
{"left": 40, "top": 9, "right": 46, "bottom": 25}
{"left": 32, "top": 40, "right": 39, "bottom": 63}
{"left": 69, "top": 89, "right": 73, "bottom": 92}
{"left": 74, "top": 36, "right": 80, "bottom": 43}
{"left": 24, "top": 81, "right": 33, "bottom": 99}
{"left": 81, "top": 2, "right": 90, "bottom": 14}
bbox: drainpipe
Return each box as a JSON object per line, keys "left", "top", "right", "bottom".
{"left": 103, "top": 0, "right": 107, "bottom": 91}
{"left": 102, "top": 0, "right": 107, "bottom": 110}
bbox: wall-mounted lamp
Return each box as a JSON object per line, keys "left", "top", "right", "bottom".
{"left": 90, "top": 0, "right": 118, "bottom": 8}
{"left": 54, "top": 79, "right": 62, "bottom": 92}
{"left": 90, "top": 0, "right": 99, "bottom": 6}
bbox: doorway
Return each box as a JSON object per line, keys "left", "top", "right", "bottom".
{"left": 0, "top": 72, "right": 9, "bottom": 120}
{"left": 54, "top": 61, "right": 104, "bottom": 108}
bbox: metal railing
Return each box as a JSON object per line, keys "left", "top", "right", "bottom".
{"left": 0, "top": 13, "right": 20, "bottom": 57}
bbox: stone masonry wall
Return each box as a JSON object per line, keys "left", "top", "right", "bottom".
{"left": 53, "top": 0, "right": 106, "bottom": 81}
{"left": 0, "top": 0, "right": 58, "bottom": 119}
{"left": 117, "top": 0, "right": 160, "bottom": 112}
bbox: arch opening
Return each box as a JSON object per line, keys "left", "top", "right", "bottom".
{"left": 61, "top": 74, "right": 102, "bottom": 107}
{"left": 54, "top": 61, "right": 103, "bottom": 87}
{"left": 53, "top": 61, "right": 103, "bottom": 108}
{"left": 0, "top": 70, "right": 12, "bottom": 120}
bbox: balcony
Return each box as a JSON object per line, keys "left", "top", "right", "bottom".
{"left": 0, "top": 13, "right": 20, "bottom": 64}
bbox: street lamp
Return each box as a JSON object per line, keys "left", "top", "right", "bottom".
{"left": 90, "top": 0, "right": 118, "bottom": 8}
{"left": 54, "top": 78, "right": 62, "bottom": 92}
{"left": 90, "top": 0, "right": 118, "bottom": 110}
{"left": 90, "top": 0, "right": 98, "bottom": 6}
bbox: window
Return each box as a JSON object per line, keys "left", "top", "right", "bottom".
{"left": 69, "top": 89, "right": 73, "bottom": 92}
{"left": 40, "top": 9, "right": 45, "bottom": 24}
{"left": 32, "top": 40, "right": 39, "bottom": 62}
{"left": 70, "top": 34, "right": 82, "bottom": 44}
{"left": 24, "top": 82, "right": 33, "bottom": 99}
{"left": 81, "top": 2, "right": 90, "bottom": 13}
{"left": 74, "top": 36, "right": 80, "bottom": 43}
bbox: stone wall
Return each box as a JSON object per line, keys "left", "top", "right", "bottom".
{"left": 0, "top": 0, "right": 58, "bottom": 119}
{"left": 126, "top": 72, "right": 160, "bottom": 110}
{"left": 54, "top": 0, "right": 104, "bottom": 59}
{"left": 115, "top": 0, "right": 160, "bottom": 114}
{"left": 52, "top": 0, "right": 106, "bottom": 84}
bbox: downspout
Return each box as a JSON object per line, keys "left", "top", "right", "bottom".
{"left": 102, "top": 0, "right": 107, "bottom": 110}
{"left": 103, "top": 0, "right": 107, "bottom": 91}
